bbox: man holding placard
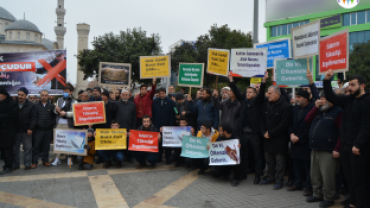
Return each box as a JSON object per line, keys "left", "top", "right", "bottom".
{"left": 131, "top": 115, "right": 161, "bottom": 169}
{"left": 229, "top": 71, "right": 268, "bottom": 184}
{"left": 152, "top": 87, "right": 176, "bottom": 164}
{"left": 323, "top": 70, "right": 370, "bottom": 208}
{"left": 134, "top": 78, "right": 157, "bottom": 128}
{"left": 210, "top": 124, "right": 242, "bottom": 187}
{"left": 97, "top": 120, "right": 126, "bottom": 168}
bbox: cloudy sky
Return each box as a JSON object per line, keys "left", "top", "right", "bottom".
{"left": 3, "top": 0, "right": 267, "bottom": 84}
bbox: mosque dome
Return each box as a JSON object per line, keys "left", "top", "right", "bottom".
{"left": 0, "top": 6, "right": 16, "bottom": 22}
{"left": 5, "top": 19, "right": 41, "bottom": 33}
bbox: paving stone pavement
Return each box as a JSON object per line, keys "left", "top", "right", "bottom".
{"left": 0, "top": 152, "right": 347, "bottom": 208}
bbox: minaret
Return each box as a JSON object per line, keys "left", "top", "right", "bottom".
{"left": 54, "top": 0, "right": 66, "bottom": 49}
{"left": 76, "top": 23, "right": 90, "bottom": 94}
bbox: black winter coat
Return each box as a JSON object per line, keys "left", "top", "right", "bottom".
{"left": 0, "top": 96, "right": 18, "bottom": 147}
{"left": 324, "top": 80, "right": 370, "bottom": 149}
{"left": 34, "top": 101, "right": 56, "bottom": 131}
{"left": 175, "top": 100, "right": 197, "bottom": 128}
{"left": 229, "top": 81, "right": 266, "bottom": 135}
{"left": 16, "top": 99, "right": 37, "bottom": 133}
{"left": 261, "top": 97, "right": 292, "bottom": 154}
{"left": 288, "top": 104, "right": 313, "bottom": 160}
{"left": 115, "top": 100, "right": 136, "bottom": 131}
{"left": 152, "top": 97, "right": 176, "bottom": 129}
{"left": 213, "top": 97, "right": 241, "bottom": 130}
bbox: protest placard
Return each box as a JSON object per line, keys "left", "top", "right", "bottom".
{"left": 140, "top": 55, "right": 171, "bottom": 79}
{"left": 73, "top": 101, "right": 106, "bottom": 126}
{"left": 95, "top": 128, "right": 127, "bottom": 150}
{"left": 128, "top": 130, "right": 159, "bottom": 153}
{"left": 209, "top": 139, "right": 240, "bottom": 166}
{"left": 180, "top": 136, "right": 209, "bottom": 158}
{"left": 250, "top": 77, "right": 262, "bottom": 87}
{"left": 162, "top": 126, "right": 191, "bottom": 147}
{"left": 98, "top": 62, "right": 131, "bottom": 87}
{"left": 53, "top": 129, "right": 87, "bottom": 156}
{"left": 291, "top": 20, "right": 320, "bottom": 58}
{"left": 274, "top": 58, "right": 313, "bottom": 87}
{"left": 230, "top": 48, "right": 267, "bottom": 77}
{"left": 254, "top": 38, "right": 292, "bottom": 68}
{"left": 178, "top": 63, "right": 204, "bottom": 88}
{"left": 207, "top": 48, "right": 230, "bottom": 76}
{"left": 0, "top": 50, "right": 67, "bottom": 95}
{"left": 319, "top": 29, "right": 349, "bottom": 75}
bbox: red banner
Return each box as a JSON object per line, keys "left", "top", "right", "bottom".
{"left": 319, "top": 30, "right": 349, "bottom": 74}
{"left": 73, "top": 101, "right": 106, "bottom": 126}
{"left": 128, "top": 130, "right": 159, "bottom": 153}
{"left": 0, "top": 62, "right": 35, "bottom": 72}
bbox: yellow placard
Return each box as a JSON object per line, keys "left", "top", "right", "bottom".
{"left": 250, "top": 77, "right": 262, "bottom": 85}
{"left": 95, "top": 128, "right": 127, "bottom": 150}
{"left": 140, "top": 55, "right": 171, "bottom": 79}
{"left": 207, "top": 48, "right": 230, "bottom": 76}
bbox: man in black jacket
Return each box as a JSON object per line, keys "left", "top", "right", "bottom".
{"left": 152, "top": 87, "right": 176, "bottom": 164}
{"left": 0, "top": 87, "right": 18, "bottom": 175}
{"left": 176, "top": 93, "right": 196, "bottom": 130}
{"left": 212, "top": 86, "right": 241, "bottom": 130}
{"left": 287, "top": 90, "right": 313, "bottom": 196}
{"left": 228, "top": 71, "right": 268, "bottom": 184}
{"left": 31, "top": 90, "right": 56, "bottom": 169}
{"left": 13, "top": 87, "right": 36, "bottom": 171}
{"left": 324, "top": 69, "right": 370, "bottom": 208}
{"left": 302, "top": 70, "right": 320, "bottom": 106}
{"left": 210, "top": 124, "right": 242, "bottom": 187}
{"left": 115, "top": 89, "right": 136, "bottom": 164}
{"left": 260, "top": 85, "right": 292, "bottom": 190}
{"left": 133, "top": 115, "right": 161, "bottom": 169}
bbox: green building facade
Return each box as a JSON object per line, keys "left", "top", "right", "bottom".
{"left": 264, "top": 3, "right": 370, "bottom": 80}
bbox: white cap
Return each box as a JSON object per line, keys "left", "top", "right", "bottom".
{"left": 343, "top": 82, "right": 349, "bottom": 88}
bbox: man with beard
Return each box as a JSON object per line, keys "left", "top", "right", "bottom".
{"left": 229, "top": 71, "right": 268, "bottom": 184}
{"left": 115, "top": 89, "right": 122, "bottom": 101}
{"left": 89, "top": 87, "right": 103, "bottom": 101}
{"left": 115, "top": 89, "right": 136, "bottom": 164}
{"left": 187, "top": 88, "right": 219, "bottom": 130}
{"left": 0, "top": 87, "right": 18, "bottom": 175}
{"left": 324, "top": 70, "right": 370, "bottom": 208}
{"left": 287, "top": 90, "right": 313, "bottom": 196}
{"left": 134, "top": 78, "right": 157, "bottom": 127}
{"left": 305, "top": 91, "right": 342, "bottom": 208}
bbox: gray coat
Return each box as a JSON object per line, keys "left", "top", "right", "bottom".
{"left": 55, "top": 97, "right": 77, "bottom": 128}
{"left": 115, "top": 100, "right": 136, "bottom": 131}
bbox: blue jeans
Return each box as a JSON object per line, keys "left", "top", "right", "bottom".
{"left": 293, "top": 158, "right": 312, "bottom": 189}
{"left": 134, "top": 151, "right": 158, "bottom": 165}
{"left": 97, "top": 150, "right": 124, "bottom": 162}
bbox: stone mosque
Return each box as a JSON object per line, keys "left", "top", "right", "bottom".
{"left": 0, "top": 0, "right": 90, "bottom": 92}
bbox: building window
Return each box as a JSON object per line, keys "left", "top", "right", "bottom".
{"left": 26, "top": 32, "right": 30, "bottom": 41}
{"left": 343, "top": 10, "right": 370, "bottom": 26}
{"left": 17, "top": 32, "right": 20, "bottom": 40}
{"left": 34, "top": 34, "right": 37, "bottom": 42}
{"left": 9, "top": 31, "right": 12, "bottom": 40}
{"left": 349, "top": 30, "right": 370, "bottom": 50}
{"left": 58, "top": 24, "right": 62, "bottom": 26}
{"left": 270, "top": 20, "right": 309, "bottom": 37}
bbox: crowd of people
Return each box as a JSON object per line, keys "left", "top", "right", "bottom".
{"left": 0, "top": 69, "right": 369, "bottom": 208}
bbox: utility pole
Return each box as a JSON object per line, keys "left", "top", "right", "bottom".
{"left": 253, "top": 0, "right": 259, "bottom": 44}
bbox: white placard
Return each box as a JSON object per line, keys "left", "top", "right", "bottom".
{"left": 230, "top": 48, "right": 267, "bottom": 77}
{"left": 291, "top": 20, "right": 320, "bottom": 58}
{"left": 209, "top": 139, "right": 240, "bottom": 166}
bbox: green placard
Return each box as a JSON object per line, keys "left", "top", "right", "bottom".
{"left": 274, "top": 58, "right": 313, "bottom": 87}
{"left": 180, "top": 136, "right": 209, "bottom": 159}
{"left": 178, "top": 63, "right": 204, "bottom": 88}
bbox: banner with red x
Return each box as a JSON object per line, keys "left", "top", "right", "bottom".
{"left": 36, "top": 59, "right": 66, "bottom": 87}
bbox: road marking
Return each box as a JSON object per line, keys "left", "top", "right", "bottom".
{"left": 88, "top": 175, "right": 129, "bottom": 208}
{"left": 133, "top": 170, "right": 198, "bottom": 208}
{"left": 0, "top": 191, "right": 75, "bottom": 208}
